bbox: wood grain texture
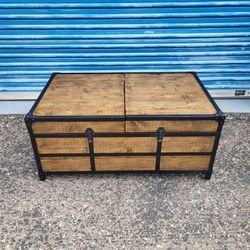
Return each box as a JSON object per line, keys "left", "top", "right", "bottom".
{"left": 34, "top": 74, "right": 124, "bottom": 116}
{"left": 35, "top": 136, "right": 214, "bottom": 155}
{"left": 40, "top": 157, "right": 90, "bottom": 172}
{"left": 125, "top": 73, "right": 216, "bottom": 115}
{"left": 94, "top": 136, "right": 214, "bottom": 153}
{"left": 95, "top": 156, "right": 155, "bottom": 171}
{"left": 94, "top": 137, "right": 156, "bottom": 153}
{"left": 32, "top": 120, "right": 218, "bottom": 134}
{"left": 32, "top": 121, "right": 125, "bottom": 133}
{"left": 40, "top": 155, "right": 210, "bottom": 172}
{"left": 36, "top": 138, "right": 89, "bottom": 154}
{"left": 31, "top": 73, "right": 217, "bottom": 173}
{"left": 162, "top": 136, "right": 215, "bottom": 152}
{"left": 126, "top": 120, "right": 218, "bottom": 132}
{"left": 95, "top": 155, "right": 210, "bottom": 171}
{"left": 160, "top": 155, "right": 210, "bottom": 170}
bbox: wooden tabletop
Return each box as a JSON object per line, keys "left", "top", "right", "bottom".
{"left": 33, "top": 73, "right": 216, "bottom": 117}
{"left": 125, "top": 73, "right": 216, "bottom": 115}
{"left": 34, "top": 74, "right": 124, "bottom": 116}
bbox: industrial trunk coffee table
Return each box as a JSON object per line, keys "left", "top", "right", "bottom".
{"left": 25, "top": 73, "right": 225, "bottom": 181}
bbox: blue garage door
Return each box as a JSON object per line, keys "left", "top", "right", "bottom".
{"left": 0, "top": 0, "right": 249, "bottom": 92}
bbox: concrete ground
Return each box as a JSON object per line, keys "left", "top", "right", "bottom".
{"left": 0, "top": 114, "right": 249, "bottom": 250}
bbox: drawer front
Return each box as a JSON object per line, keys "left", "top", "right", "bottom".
{"left": 40, "top": 157, "right": 90, "bottom": 172}
{"left": 126, "top": 120, "right": 218, "bottom": 132}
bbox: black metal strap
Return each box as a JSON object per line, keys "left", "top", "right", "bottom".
{"left": 155, "top": 127, "right": 165, "bottom": 171}
{"left": 85, "top": 128, "right": 95, "bottom": 172}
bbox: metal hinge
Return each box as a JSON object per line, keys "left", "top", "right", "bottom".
{"left": 86, "top": 128, "right": 94, "bottom": 143}
{"left": 85, "top": 128, "right": 95, "bottom": 172}
{"left": 155, "top": 127, "right": 165, "bottom": 171}
{"left": 156, "top": 127, "right": 165, "bottom": 142}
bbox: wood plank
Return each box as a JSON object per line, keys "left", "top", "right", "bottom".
{"left": 95, "top": 156, "right": 155, "bottom": 171}
{"left": 94, "top": 136, "right": 214, "bottom": 153}
{"left": 94, "top": 137, "right": 156, "bottom": 153}
{"left": 125, "top": 73, "right": 216, "bottom": 115}
{"left": 162, "top": 136, "right": 215, "bottom": 152}
{"left": 40, "top": 157, "right": 90, "bottom": 172}
{"left": 126, "top": 120, "right": 218, "bottom": 132}
{"left": 32, "top": 121, "right": 125, "bottom": 133}
{"left": 36, "top": 138, "right": 89, "bottom": 154}
{"left": 39, "top": 157, "right": 211, "bottom": 172}
{"left": 33, "top": 120, "right": 218, "bottom": 134}
{"left": 39, "top": 155, "right": 210, "bottom": 172}
{"left": 35, "top": 136, "right": 214, "bottom": 155}
{"left": 160, "top": 156, "right": 210, "bottom": 170}
{"left": 33, "top": 74, "right": 124, "bottom": 116}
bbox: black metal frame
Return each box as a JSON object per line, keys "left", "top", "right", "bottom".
{"left": 25, "top": 72, "right": 225, "bottom": 181}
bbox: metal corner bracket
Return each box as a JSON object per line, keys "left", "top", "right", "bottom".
{"left": 25, "top": 112, "right": 37, "bottom": 126}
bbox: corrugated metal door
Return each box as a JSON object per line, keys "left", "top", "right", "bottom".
{"left": 0, "top": 0, "right": 249, "bottom": 93}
